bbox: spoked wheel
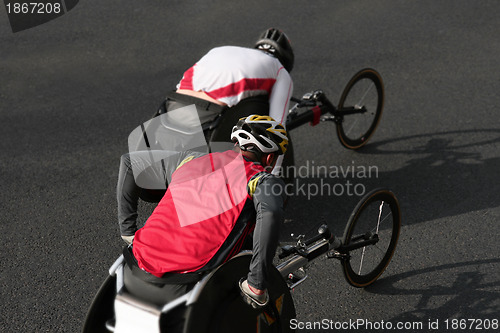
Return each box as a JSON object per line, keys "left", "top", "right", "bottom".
{"left": 341, "top": 188, "right": 401, "bottom": 287}
{"left": 336, "top": 68, "right": 384, "bottom": 149}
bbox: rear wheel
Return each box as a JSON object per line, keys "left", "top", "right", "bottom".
{"left": 81, "top": 275, "right": 116, "bottom": 333}
{"left": 336, "top": 68, "right": 384, "bottom": 149}
{"left": 341, "top": 189, "right": 401, "bottom": 287}
{"left": 183, "top": 253, "right": 296, "bottom": 333}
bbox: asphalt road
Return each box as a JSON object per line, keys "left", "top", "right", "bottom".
{"left": 1, "top": 1, "right": 499, "bottom": 332}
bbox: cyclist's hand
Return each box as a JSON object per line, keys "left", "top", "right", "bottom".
{"left": 121, "top": 235, "right": 134, "bottom": 245}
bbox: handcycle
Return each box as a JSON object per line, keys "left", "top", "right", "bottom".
{"left": 82, "top": 68, "right": 390, "bottom": 332}
{"left": 82, "top": 188, "right": 401, "bottom": 333}
{"left": 155, "top": 67, "right": 385, "bottom": 152}
{"left": 285, "top": 67, "right": 384, "bottom": 150}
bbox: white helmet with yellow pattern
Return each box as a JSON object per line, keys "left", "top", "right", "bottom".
{"left": 231, "top": 115, "right": 288, "bottom": 156}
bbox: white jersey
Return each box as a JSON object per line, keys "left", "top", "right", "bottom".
{"left": 177, "top": 46, "right": 293, "bottom": 124}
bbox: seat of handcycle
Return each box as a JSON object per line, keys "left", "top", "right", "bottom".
{"left": 83, "top": 252, "right": 296, "bottom": 333}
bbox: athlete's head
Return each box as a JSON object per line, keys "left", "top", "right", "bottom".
{"left": 255, "top": 28, "right": 294, "bottom": 73}
{"left": 231, "top": 115, "right": 288, "bottom": 167}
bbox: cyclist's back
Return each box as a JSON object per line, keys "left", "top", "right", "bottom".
{"left": 176, "top": 45, "right": 292, "bottom": 124}
{"left": 131, "top": 149, "right": 274, "bottom": 277}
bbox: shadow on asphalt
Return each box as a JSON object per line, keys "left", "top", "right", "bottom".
{"left": 365, "top": 258, "right": 500, "bottom": 323}
{"left": 282, "top": 128, "right": 500, "bottom": 236}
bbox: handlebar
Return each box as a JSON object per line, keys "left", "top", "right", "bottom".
{"left": 290, "top": 90, "right": 325, "bottom": 107}
{"left": 287, "top": 90, "right": 338, "bottom": 130}
{"left": 278, "top": 224, "right": 338, "bottom": 259}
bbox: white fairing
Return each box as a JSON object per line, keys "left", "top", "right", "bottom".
{"left": 114, "top": 293, "right": 161, "bottom": 333}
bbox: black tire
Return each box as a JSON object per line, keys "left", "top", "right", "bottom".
{"left": 341, "top": 189, "right": 401, "bottom": 287}
{"left": 336, "top": 68, "right": 384, "bottom": 149}
{"left": 81, "top": 275, "right": 116, "bottom": 333}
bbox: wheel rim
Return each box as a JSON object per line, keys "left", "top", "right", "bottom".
{"left": 342, "top": 191, "right": 400, "bottom": 287}
{"left": 337, "top": 69, "right": 384, "bottom": 149}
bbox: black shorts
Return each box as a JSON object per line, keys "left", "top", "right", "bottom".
{"left": 158, "top": 91, "right": 270, "bottom": 143}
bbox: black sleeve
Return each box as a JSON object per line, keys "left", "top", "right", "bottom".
{"left": 252, "top": 174, "right": 286, "bottom": 224}
{"left": 246, "top": 173, "right": 286, "bottom": 290}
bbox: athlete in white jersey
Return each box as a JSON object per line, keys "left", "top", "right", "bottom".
{"left": 176, "top": 45, "right": 293, "bottom": 124}
{"left": 175, "top": 28, "right": 294, "bottom": 126}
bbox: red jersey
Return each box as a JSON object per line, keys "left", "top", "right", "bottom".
{"left": 132, "top": 150, "right": 265, "bottom": 277}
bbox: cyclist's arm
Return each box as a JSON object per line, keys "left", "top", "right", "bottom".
{"left": 247, "top": 173, "right": 286, "bottom": 290}
{"left": 252, "top": 174, "right": 286, "bottom": 227}
{"left": 269, "top": 69, "right": 293, "bottom": 125}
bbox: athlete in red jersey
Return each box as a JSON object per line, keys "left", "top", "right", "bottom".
{"left": 122, "top": 116, "right": 289, "bottom": 323}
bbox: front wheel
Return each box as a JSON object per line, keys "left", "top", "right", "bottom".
{"left": 341, "top": 188, "right": 401, "bottom": 287}
{"left": 336, "top": 68, "right": 384, "bottom": 149}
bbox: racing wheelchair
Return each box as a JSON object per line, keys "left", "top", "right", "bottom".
{"left": 204, "top": 68, "right": 384, "bottom": 151}
{"left": 82, "top": 68, "right": 392, "bottom": 332}
{"left": 82, "top": 188, "right": 400, "bottom": 333}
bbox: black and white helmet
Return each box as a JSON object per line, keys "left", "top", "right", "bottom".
{"left": 255, "top": 28, "right": 294, "bottom": 73}
{"left": 231, "top": 115, "right": 289, "bottom": 156}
